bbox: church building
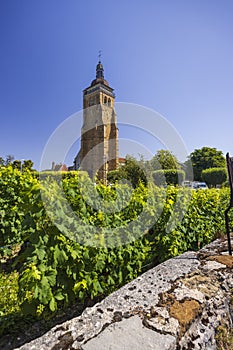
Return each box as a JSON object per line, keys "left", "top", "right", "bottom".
{"left": 72, "top": 60, "right": 119, "bottom": 182}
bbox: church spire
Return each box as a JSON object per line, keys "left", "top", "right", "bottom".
{"left": 96, "top": 61, "right": 104, "bottom": 79}
{"left": 96, "top": 50, "right": 104, "bottom": 79}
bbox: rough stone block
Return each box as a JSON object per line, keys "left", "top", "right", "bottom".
{"left": 82, "top": 315, "right": 176, "bottom": 350}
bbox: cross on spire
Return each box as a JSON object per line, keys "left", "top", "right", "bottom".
{"left": 96, "top": 51, "right": 104, "bottom": 79}
{"left": 98, "top": 50, "right": 102, "bottom": 62}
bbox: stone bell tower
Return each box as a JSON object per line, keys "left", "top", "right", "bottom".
{"left": 73, "top": 59, "right": 118, "bottom": 182}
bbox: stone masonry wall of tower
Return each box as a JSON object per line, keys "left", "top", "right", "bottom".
{"left": 74, "top": 60, "right": 119, "bottom": 181}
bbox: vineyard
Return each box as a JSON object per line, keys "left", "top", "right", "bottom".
{"left": 0, "top": 166, "right": 232, "bottom": 339}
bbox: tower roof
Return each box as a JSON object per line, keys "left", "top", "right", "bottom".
{"left": 91, "top": 60, "right": 109, "bottom": 87}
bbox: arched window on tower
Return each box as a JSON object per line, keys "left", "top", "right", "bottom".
{"left": 108, "top": 98, "right": 111, "bottom": 106}
{"left": 104, "top": 96, "right": 107, "bottom": 104}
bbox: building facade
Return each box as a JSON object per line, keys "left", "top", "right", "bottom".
{"left": 73, "top": 60, "right": 118, "bottom": 181}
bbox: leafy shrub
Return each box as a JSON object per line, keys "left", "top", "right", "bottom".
{"left": 107, "top": 157, "right": 147, "bottom": 187}
{"left": 0, "top": 272, "right": 20, "bottom": 316}
{"left": 152, "top": 169, "right": 185, "bottom": 186}
{"left": 16, "top": 174, "right": 155, "bottom": 317}
{"left": 202, "top": 167, "right": 227, "bottom": 187}
{"left": 107, "top": 169, "right": 122, "bottom": 183}
{"left": 0, "top": 167, "right": 39, "bottom": 246}
{"left": 0, "top": 167, "right": 232, "bottom": 320}
{"left": 0, "top": 271, "right": 23, "bottom": 336}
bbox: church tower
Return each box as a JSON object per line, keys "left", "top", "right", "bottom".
{"left": 73, "top": 60, "right": 118, "bottom": 182}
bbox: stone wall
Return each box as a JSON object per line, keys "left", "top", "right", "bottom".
{"left": 79, "top": 104, "right": 118, "bottom": 180}
{"left": 16, "top": 237, "right": 233, "bottom": 350}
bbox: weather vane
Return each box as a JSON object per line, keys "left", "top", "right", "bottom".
{"left": 98, "top": 50, "right": 102, "bottom": 62}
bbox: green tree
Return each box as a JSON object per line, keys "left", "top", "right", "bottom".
{"left": 12, "top": 160, "right": 22, "bottom": 171}
{"left": 150, "top": 150, "right": 181, "bottom": 171}
{"left": 152, "top": 169, "right": 185, "bottom": 186}
{"left": 202, "top": 167, "right": 227, "bottom": 187}
{"left": 188, "top": 147, "right": 226, "bottom": 181}
{"left": 107, "top": 169, "right": 123, "bottom": 183}
{"left": 124, "top": 156, "right": 147, "bottom": 187}
{"left": 22, "top": 159, "right": 34, "bottom": 171}
{"left": 107, "top": 155, "right": 147, "bottom": 188}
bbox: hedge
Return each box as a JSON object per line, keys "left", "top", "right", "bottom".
{"left": 0, "top": 166, "right": 232, "bottom": 319}
{"left": 202, "top": 167, "right": 227, "bottom": 187}
{"left": 152, "top": 169, "right": 185, "bottom": 186}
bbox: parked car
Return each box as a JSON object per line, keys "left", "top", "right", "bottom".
{"left": 182, "top": 180, "right": 192, "bottom": 188}
{"left": 182, "top": 181, "right": 208, "bottom": 189}
{"left": 195, "top": 182, "right": 208, "bottom": 189}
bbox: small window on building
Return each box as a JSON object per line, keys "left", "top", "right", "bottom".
{"left": 104, "top": 96, "right": 107, "bottom": 104}
{"left": 108, "top": 98, "right": 111, "bottom": 106}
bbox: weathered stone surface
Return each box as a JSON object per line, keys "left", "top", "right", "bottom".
{"left": 173, "top": 284, "right": 205, "bottom": 303}
{"left": 181, "top": 273, "right": 220, "bottom": 298}
{"left": 15, "top": 236, "right": 233, "bottom": 350}
{"left": 82, "top": 315, "right": 176, "bottom": 350}
{"left": 207, "top": 254, "right": 233, "bottom": 268}
{"left": 201, "top": 259, "right": 226, "bottom": 272}
{"left": 170, "top": 299, "right": 201, "bottom": 335}
{"left": 143, "top": 307, "right": 180, "bottom": 336}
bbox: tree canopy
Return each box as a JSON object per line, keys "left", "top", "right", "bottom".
{"left": 150, "top": 150, "right": 181, "bottom": 171}
{"left": 188, "top": 147, "right": 226, "bottom": 181}
{"left": 108, "top": 155, "right": 147, "bottom": 188}
{"left": 108, "top": 151, "right": 181, "bottom": 187}
{"left": 0, "top": 156, "right": 34, "bottom": 172}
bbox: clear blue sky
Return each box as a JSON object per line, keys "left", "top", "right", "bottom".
{"left": 1, "top": 0, "right": 233, "bottom": 169}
